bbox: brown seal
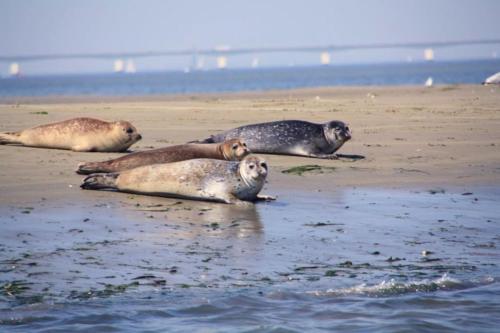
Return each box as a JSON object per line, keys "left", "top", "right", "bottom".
{"left": 0, "top": 117, "right": 141, "bottom": 152}
{"left": 81, "top": 155, "right": 274, "bottom": 204}
{"left": 76, "top": 138, "right": 250, "bottom": 174}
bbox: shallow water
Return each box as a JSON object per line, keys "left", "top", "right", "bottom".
{"left": 1, "top": 187, "right": 499, "bottom": 332}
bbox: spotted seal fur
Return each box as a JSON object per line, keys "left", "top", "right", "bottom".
{"left": 81, "top": 155, "right": 274, "bottom": 204}
{"left": 192, "top": 120, "right": 351, "bottom": 159}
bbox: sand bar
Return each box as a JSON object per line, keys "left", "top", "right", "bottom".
{"left": 1, "top": 85, "right": 499, "bottom": 206}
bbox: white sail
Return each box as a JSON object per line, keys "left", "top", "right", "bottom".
{"left": 424, "top": 48, "right": 434, "bottom": 61}
{"left": 9, "top": 63, "right": 20, "bottom": 76}
{"left": 251, "top": 57, "right": 259, "bottom": 68}
{"left": 320, "top": 52, "right": 330, "bottom": 65}
{"left": 217, "top": 56, "right": 227, "bottom": 69}
{"left": 114, "top": 59, "right": 125, "bottom": 73}
{"left": 125, "top": 59, "right": 136, "bottom": 73}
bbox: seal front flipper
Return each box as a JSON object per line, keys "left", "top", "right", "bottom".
{"left": 335, "top": 153, "right": 366, "bottom": 161}
{"left": 72, "top": 144, "right": 95, "bottom": 152}
{"left": 0, "top": 132, "right": 22, "bottom": 145}
{"left": 81, "top": 173, "right": 119, "bottom": 190}
{"left": 305, "top": 153, "right": 339, "bottom": 160}
{"left": 188, "top": 136, "right": 216, "bottom": 144}
{"left": 255, "top": 194, "right": 277, "bottom": 201}
{"left": 230, "top": 198, "right": 254, "bottom": 206}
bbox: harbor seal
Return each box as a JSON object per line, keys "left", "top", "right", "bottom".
{"left": 81, "top": 155, "right": 273, "bottom": 204}
{"left": 76, "top": 138, "right": 250, "bottom": 174}
{"left": 0, "top": 117, "right": 141, "bottom": 152}
{"left": 192, "top": 120, "right": 351, "bottom": 159}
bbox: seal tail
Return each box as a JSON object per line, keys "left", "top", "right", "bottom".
{"left": 81, "top": 173, "right": 119, "bottom": 190}
{"left": 0, "top": 132, "right": 22, "bottom": 145}
{"left": 76, "top": 162, "right": 111, "bottom": 175}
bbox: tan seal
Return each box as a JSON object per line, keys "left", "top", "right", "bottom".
{"left": 0, "top": 117, "right": 142, "bottom": 152}
{"left": 76, "top": 138, "right": 249, "bottom": 175}
{"left": 81, "top": 155, "right": 274, "bottom": 204}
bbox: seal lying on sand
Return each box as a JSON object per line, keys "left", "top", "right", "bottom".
{"left": 76, "top": 139, "right": 250, "bottom": 174}
{"left": 192, "top": 120, "right": 351, "bottom": 159}
{"left": 0, "top": 117, "right": 141, "bottom": 152}
{"left": 81, "top": 155, "right": 274, "bottom": 204}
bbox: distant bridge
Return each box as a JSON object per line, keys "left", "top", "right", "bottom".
{"left": 1, "top": 39, "right": 500, "bottom": 62}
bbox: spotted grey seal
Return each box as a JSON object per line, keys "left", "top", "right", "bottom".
{"left": 192, "top": 120, "right": 351, "bottom": 159}
{"left": 0, "top": 117, "right": 141, "bottom": 152}
{"left": 76, "top": 138, "right": 250, "bottom": 175}
{"left": 81, "top": 155, "right": 274, "bottom": 204}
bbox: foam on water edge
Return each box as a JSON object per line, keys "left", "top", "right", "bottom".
{"left": 306, "top": 274, "right": 496, "bottom": 297}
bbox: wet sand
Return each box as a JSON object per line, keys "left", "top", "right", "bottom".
{"left": 1, "top": 85, "right": 500, "bottom": 332}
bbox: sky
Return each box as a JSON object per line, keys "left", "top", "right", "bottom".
{"left": 1, "top": 0, "right": 500, "bottom": 75}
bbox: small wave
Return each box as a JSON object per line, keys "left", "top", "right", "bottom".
{"left": 308, "top": 274, "right": 495, "bottom": 297}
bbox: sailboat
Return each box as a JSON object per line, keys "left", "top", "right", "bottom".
{"left": 9, "top": 63, "right": 21, "bottom": 77}
{"left": 125, "top": 59, "right": 136, "bottom": 73}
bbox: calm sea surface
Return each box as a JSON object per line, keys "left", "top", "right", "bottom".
{"left": 1, "top": 187, "right": 499, "bottom": 332}
{"left": 1, "top": 60, "right": 499, "bottom": 97}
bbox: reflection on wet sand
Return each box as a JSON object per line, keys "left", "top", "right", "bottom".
{"left": 117, "top": 194, "right": 264, "bottom": 240}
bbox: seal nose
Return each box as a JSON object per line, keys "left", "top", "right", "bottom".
{"left": 343, "top": 127, "right": 352, "bottom": 140}
{"left": 136, "top": 134, "right": 142, "bottom": 140}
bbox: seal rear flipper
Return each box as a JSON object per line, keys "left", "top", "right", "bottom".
{"left": 81, "top": 173, "right": 119, "bottom": 190}
{"left": 76, "top": 162, "right": 111, "bottom": 175}
{"left": 0, "top": 132, "right": 22, "bottom": 145}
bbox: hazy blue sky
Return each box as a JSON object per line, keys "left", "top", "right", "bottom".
{"left": 2, "top": 0, "right": 500, "bottom": 74}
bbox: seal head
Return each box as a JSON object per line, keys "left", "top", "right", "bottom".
{"left": 113, "top": 121, "right": 142, "bottom": 151}
{"left": 322, "top": 121, "right": 351, "bottom": 153}
{"left": 220, "top": 138, "right": 250, "bottom": 161}
{"left": 237, "top": 155, "right": 268, "bottom": 201}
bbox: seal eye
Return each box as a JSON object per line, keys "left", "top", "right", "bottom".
{"left": 126, "top": 128, "right": 134, "bottom": 134}
{"left": 249, "top": 164, "right": 255, "bottom": 170}
{"left": 345, "top": 126, "right": 350, "bottom": 132}
{"left": 260, "top": 162, "right": 267, "bottom": 169}
{"left": 232, "top": 144, "right": 238, "bottom": 150}
{"left": 242, "top": 142, "right": 247, "bottom": 147}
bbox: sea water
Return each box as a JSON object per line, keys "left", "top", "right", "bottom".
{"left": 1, "top": 187, "right": 499, "bottom": 332}
{"left": 1, "top": 59, "right": 499, "bottom": 97}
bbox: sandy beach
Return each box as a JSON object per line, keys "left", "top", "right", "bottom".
{"left": 1, "top": 84, "right": 499, "bottom": 205}
{"left": 1, "top": 85, "right": 500, "bottom": 331}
